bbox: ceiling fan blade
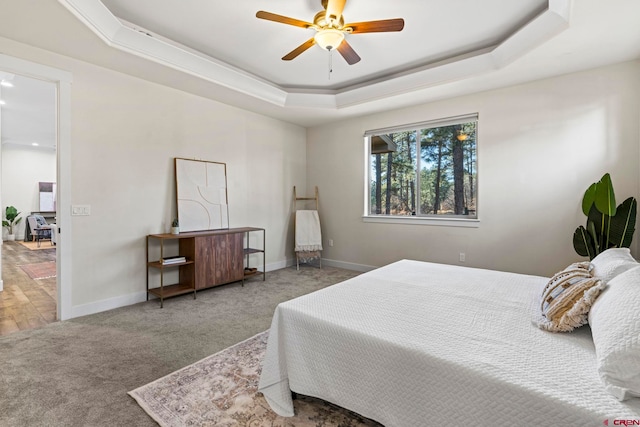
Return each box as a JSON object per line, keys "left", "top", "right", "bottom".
{"left": 256, "top": 11, "right": 313, "bottom": 29}
{"left": 337, "top": 39, "right": 361, "bottom": 65}
{"left": 282, "top": 38, "right": 316, "bottom": 61}
{"left": 325, "top": 0, "right": 347, "bottom": 21}
{"left": 346, "top": 18, "right": 405, "bottom": 33}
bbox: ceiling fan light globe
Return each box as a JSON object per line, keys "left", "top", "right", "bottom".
{"left": 314, "top": 28, "right": 345, "bottom": 51}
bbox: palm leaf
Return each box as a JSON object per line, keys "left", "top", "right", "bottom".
{"left": 582, "top": 183, "right": 597, "bottom": 216}
{"left": 608, "top": 197, "right": 637, "bottom": 248}
{"left": 595, "top": 173, "right": 617, "bottom": 216}
{"left": 573, "top": 226, "right": 595, "bottom": 259}
{"left": 587, "top": 204, "right": 606, "bottom": 250}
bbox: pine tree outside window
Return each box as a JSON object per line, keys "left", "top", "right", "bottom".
{"left": 365, "top": 114, "right": 478, "bottom": 223}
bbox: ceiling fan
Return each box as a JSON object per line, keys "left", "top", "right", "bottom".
{"left": 256, "top": 0, "right": 404, "bottom": 65}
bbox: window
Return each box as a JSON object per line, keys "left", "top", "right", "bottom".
{"left": 365, "top": 114, "right": 478, "bottom": 222}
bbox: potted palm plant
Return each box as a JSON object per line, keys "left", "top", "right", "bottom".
{"left": 573, "top": 173, "right": 637, "bottom": 259}
{"left": 3, "top": 206, "right": 22, "bottom": 241}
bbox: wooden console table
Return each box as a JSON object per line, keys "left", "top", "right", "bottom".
{"left": 146, "top": 227, "right": 265, "bottom": 307}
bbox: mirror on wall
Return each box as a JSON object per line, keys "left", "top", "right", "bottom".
{"left": 175, "top": 158, "right": 229, "bottom": 232}
{"left": 39, "top": 182, "right": 56, "bottom": 212}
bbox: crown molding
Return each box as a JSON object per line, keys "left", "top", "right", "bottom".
{"left": 57, "top": 0, "right": 571, "bottom": 111}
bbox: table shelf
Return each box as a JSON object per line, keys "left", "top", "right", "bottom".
{"left": 146, "top": 227, "right": 265, "bottom": 307}
{"left": 243, "top": 228, "right": 265, "bottom": 283}
{"left": 147, "top": 283, "right": 195, "bottom": 299}
{"left": 147, "top": 260, "right": 194, "bottom": 269}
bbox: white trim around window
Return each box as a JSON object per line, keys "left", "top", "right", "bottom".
{"left": 363, "top": 113, "right": 479, "bottom": 227}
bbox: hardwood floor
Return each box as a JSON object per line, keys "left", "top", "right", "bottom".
{"left": 0, "top": 241, "right": 56, "bottom": 336}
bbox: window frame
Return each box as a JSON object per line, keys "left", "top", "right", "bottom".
{"left": 363, "top": 114, "right": 480, "bottom": 227}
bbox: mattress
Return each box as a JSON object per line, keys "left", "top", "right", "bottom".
{"left": 258, "top": 260, "right": 640, "bottom": 426}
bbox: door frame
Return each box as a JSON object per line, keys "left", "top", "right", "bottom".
{"left": 0, "top": 54, "right": 72, "bottom": 320}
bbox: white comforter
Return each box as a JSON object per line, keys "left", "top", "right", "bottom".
{"left": 258, "top": 260, "right": 640, "bottom": 426}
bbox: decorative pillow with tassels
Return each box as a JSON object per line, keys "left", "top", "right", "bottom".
{"left": 535, "top": 261, "right": 605, "bottom": 332}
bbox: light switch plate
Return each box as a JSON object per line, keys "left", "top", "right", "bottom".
{"left": 71, "top": 205, "right": 91, "bottom": 216}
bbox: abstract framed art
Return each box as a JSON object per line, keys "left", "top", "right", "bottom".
{"left": 174, "top": 158, "right": 229, "bottom": 232}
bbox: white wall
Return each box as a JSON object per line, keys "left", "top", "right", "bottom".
{"left": 1, "top": 145, "right": 56, "bottom": 240}
{"left": 0, "top": 36, "right": 637, "bottom": 314}
{"left": 0, "top": 36, "right": 307, "bottom": 313}
{"left": 307, "top": 61, "right": 640, "bottom": 277}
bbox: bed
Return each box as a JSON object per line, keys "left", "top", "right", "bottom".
{"left": 258, "top": 258, "right": 640, "bottom": 426}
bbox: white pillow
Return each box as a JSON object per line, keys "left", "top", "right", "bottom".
{"left": 590, "top": 248, "right": 638, "bottom": 283}
{"left": 589, "top": 265, "right": 640, "bottom": 401}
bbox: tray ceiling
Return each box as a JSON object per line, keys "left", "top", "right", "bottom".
{"left": 0, "top": 1, "right": 639, "bottom": 127}
{"left": 59, "top": 0, "right": 571, "bottom": 111}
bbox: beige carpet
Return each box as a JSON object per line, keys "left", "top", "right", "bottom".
{"left": 129, "top": 331, "right": 381, "bottom": 427}
{"left": 19, "top": 240, "right": 55, "bottom": 251}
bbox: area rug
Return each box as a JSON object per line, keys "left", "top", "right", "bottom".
{"left": 19, "top": 261, "right": 56, "bottom": 280}
{"left": 128, "top": 331, "right": 381, "bottom": 427}
{"left": 18, "top": 240, "right": 55, "bottom": 251}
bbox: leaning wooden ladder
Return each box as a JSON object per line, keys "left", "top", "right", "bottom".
{"left": 293, "top": 186, "right": 322, "bottom": 270}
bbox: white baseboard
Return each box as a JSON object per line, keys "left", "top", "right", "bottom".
{"left": 264, "top": 259, "right": 289, "bottom": 271}
{"left": 69, "top": 261, "right": 290, "bottom": 318}
{"left": 71, "top": 290, "right": 147, "bottom": 319}
{"left": 321, "top": 258, "right": 377, "bottom": 272}
{"left": 287, "top": 256, "right": 376, "bottom": 272}
{"left": 284, "top": 257, "right": 298, "bottom": 268}
{"left": 68, "top": 258, "right": 374, "bottom": 319}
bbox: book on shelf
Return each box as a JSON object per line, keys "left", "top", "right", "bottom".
{"left": 161, "top": 256, "right": 186, "bottom": 265}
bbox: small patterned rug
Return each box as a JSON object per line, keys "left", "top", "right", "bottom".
{"left": 128, "top": 331, "right": 380, "bottom": 427}
{"left": 19, "top": 261, "right": 56, "bottom": 279}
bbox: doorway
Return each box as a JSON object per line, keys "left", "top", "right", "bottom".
{"left": 0, "top": 73, "right": 57, "bottom": 335}
{"left": 0, "top": 53, "right": 72, "bottom": 325}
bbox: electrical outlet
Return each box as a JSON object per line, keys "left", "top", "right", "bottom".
{"left": 459, "top": 252, "right": 466, "bottom": 262}
{"left": 329, "top": 239, "right": 334, "bottom": 247}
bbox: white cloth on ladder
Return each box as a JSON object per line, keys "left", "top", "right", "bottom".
{"left": 295, "top": 210, "right": 323, "bottom": 252}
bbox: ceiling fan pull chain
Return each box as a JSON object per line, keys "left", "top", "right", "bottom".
{"left": 328, "top": 50, "right": 333, "bottom": 80}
